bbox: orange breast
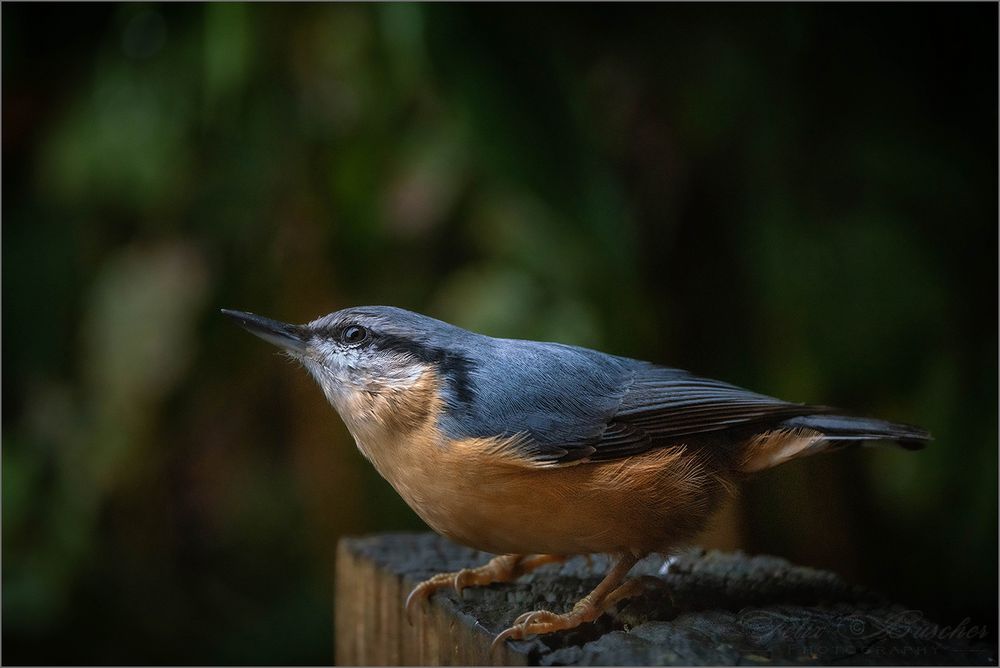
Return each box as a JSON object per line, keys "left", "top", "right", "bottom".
{"left": 346, "top": 368, "right": 729, "bottom": 556}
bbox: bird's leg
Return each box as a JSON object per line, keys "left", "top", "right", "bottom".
{"left": 492, "top": 553, "right": 642, "bottom": 649}
{"left": 405, "top": 554, "right": 566, "bottom": 624}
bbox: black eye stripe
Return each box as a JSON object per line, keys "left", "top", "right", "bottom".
{"left": 373, "top": 333, "right": 475, "bottom": 403}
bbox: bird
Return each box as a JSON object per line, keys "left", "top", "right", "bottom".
{"left": 222, "top": 305, "right": 930, "bottom": 648}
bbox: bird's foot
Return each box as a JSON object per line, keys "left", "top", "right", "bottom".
{"left": 404, "top": 554, "right": 565, "bottom": 625}
{"left": 491, "top": 554, "right": 645, "bottom": 650}
{"left": 491, "top": 601, "right": 601, "bottom": 649}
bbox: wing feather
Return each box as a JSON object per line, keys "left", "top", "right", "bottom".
{"left": 576, "top": 365, "right": 828, "bottom": 464}
{"left": 446, "top": 337, "right": 826, "bottom": 467}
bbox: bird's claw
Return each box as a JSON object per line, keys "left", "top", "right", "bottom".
{"left": 405, "top": 555, "right": 527, "bottom": 626}
{"left": 404, "top": 571, "right": 461, "bottom": 625}
{"left": 404, "top": 580, "right": 432, "bottom": 626}
{"left": 490, "top": 568, "right": 649, "bottom": 652}
{"left": 491, "top": 608, "right": 592, "bottom": 651}
{"left": 490, "top": 624, "right": 523, "bottom": 652}
{"left": 453, "top": 568, "right": 474, "bottom": 595}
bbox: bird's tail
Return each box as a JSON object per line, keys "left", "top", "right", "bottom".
{"left": 740, "top": 413, "right": 931, "bottom": 473}
{"left": 781, "top": 414, "right": 931, "bottom": 449}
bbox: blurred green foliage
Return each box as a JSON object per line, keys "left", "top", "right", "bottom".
{"left": 3, "top": 3, "right": 996, "bottom": 664}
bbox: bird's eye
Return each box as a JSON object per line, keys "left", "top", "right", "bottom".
{"left": 340, "top": 325, "right": 369, "bottom": 345}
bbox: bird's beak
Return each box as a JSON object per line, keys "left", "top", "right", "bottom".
{"left": 221, "top": 309, "right": 309, "bottom": 354}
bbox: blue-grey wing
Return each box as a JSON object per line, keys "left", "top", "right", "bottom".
{"left": 441, "top": 337, "right": 822, "bottom": 466}
{"left": 437, "top": 338, "right": 631, "bottom": 464}
{"left": 581, "top": 363, "right": 825, "bottom": 463}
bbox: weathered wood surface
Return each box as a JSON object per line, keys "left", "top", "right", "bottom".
{"left": 335, "top": 532, "right": 994, "bottom": 666}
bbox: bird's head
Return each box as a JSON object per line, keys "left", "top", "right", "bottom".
{"left": 222, "top": 306, "right": 473, "bottom": 440}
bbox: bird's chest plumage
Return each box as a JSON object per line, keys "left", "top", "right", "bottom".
{"left": 334, "top": 369, "right": 467, "bottom": 525}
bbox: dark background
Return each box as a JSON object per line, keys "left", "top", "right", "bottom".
{"left": 3, "top": 3, "right": 997, "bottom": 664}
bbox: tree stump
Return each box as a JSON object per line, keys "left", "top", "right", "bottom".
{"left": 335, "top": 532, "right": 994, "bottom": 666}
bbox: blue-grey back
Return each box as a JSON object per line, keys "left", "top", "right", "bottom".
{"left": 438, "top": 335, "right": 636, "bottom": 449}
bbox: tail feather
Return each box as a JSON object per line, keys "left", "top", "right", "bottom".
{"left": 780, "top": 414, "right": 931, "bottom": 450}
{"left": 739, "top": 413, "right": 930, "bottom": 473}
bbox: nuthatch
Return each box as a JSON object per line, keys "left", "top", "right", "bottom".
{"left": 223, "top": 305, "right": 929, "bottom": 647}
